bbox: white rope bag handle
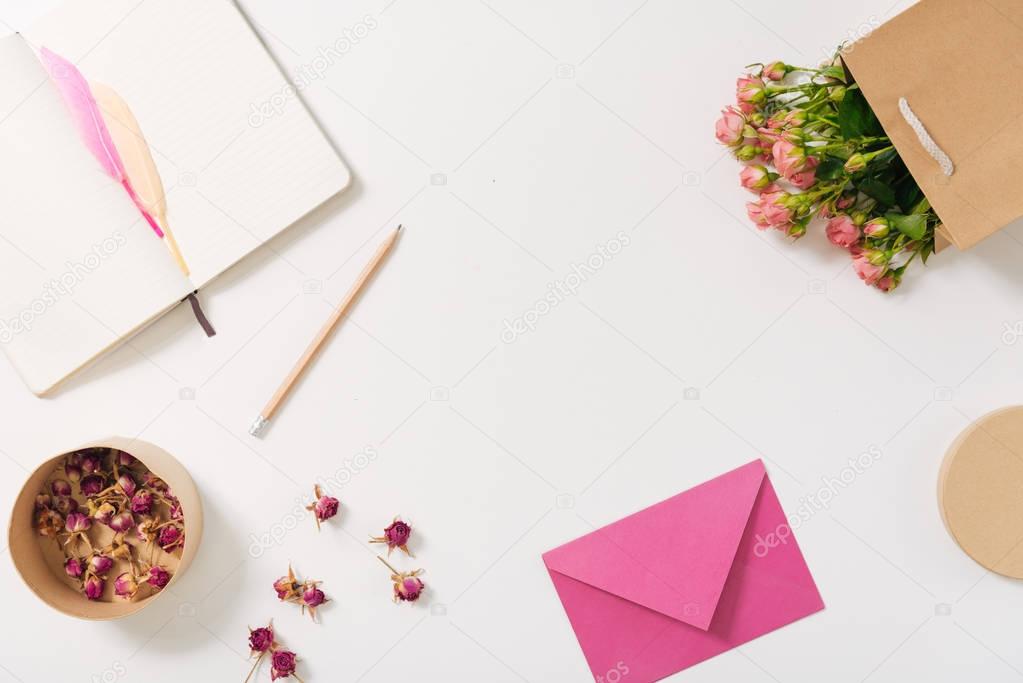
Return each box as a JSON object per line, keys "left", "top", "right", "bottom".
{"left": 898, "top": 97, "right": 954, "bottom": 177}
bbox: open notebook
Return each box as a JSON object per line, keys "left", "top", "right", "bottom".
{"left": 0, "top": 0, "right": 351, "bottom": 395}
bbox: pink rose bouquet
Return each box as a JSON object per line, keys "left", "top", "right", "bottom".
{"left": 716, "top": 55, "right": 940, "bottom": 291}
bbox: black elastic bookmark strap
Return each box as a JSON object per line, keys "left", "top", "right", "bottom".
{"left": 184, "top": 291, "right": 216, "bottom": 337}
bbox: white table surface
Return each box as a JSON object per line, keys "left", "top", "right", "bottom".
{"left": 2, "top": 0, "right": 1023, "bottom": 681}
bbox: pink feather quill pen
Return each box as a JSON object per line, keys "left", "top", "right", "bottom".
{"left": 39, "top": 48, "right": 165, "bottom": 240}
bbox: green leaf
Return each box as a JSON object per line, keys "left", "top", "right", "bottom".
{"left": 920, "top": 239, "right": 933, "bottom": 265}
{"left": 821, "top": 65, "right": 847, "bottom": 82}
{"left": 886, "top": 213, "right": 927, "bottom": 241}
{"left": 838, "top": 87, "right": 884, "bottom": 139}
{"left": 858, "top": 178, "right": 896, "bottom": 207}
{"left": 815, "top": 156, "right": 846, "bottom": 181}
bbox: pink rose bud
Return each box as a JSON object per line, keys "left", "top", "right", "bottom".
{"left": 875, "top": 273, "right": 898, "bottom": 292}
{"left": 372, "top": 519, "right": 414, "bottom": 556}
{"left": 109, "top": 512, "right": 135, "bottom": 533}
{"left": 302, "top": 586, "right": 327, "bottom": 608}
{"left": 715, "top": 106, "right": 746, "bottom": 147}
{"left": 771, "top": 140, "right": 811, "bottom": 179}
{"left": 852, "top": 253, "right": 885, "bottom": 285}
{"left": 746, "top": 201, "right": 771, "bottom": 230}
{"left": 274, "top": 576, "right": 297, "bottom": 600}
{"left": 130, "top": 490, "right": 153, "bottom": 515}
{"left": 51, "top": 479, "right": 71, "bottom": 497}
{"left": 54, "top": 496, "right": 79, "bottom": 516}
{"left": 84, "top": 575, "right": 104, "bottom": 600}
{"left": 65, "top": 461, "right": 82, "bottom": 484}
{"left": 80, "top": 474, "right": 105, "bottom": 497}
{"left": 739, "top": 165, "right": 776, "bottom": 193}
{"left": 64, "top": 557, "right": 84, "bottom": 579}
{"left": 863, "top": 217, "right": 890, "bottom": 238}
{"left": 143, "top": 473, "right": 168, "bottom": 492}
{"left": 113, "top": 572, "right": 138, "bottom": 599}
{"left": 65, "top": 512, "right": 92, "bottom": 533}
{"left": 116, "top": 451, "right": 136, "bottom": 467}
{"left": 788, "top": 158, "right": 818, "bottom": 189}
{"left": 763, "top": 61, "right": 788, "bottom": 81}
{"left": 314, "top": 495, "right": 339, "bottom": 523}
{"left": 35, "top": 493, "right": 52, "bottom": 510}
{"left": 736, "top": 76, "right": 766, "bottom": 106}
{"left": 80, "top": 453, "right": 103, "bottom": 474}
{"left": 826, "top": 215, "right": 861, "bottom": 249}
{"left": 396, "top": 577, "right": 425, "bottom": 603}
{"left": 760, "top": 191, "right": 794, "bottom": 227}
{"left": 147, "top": 566, "right": 171, "bottom": 590}
{"left": 158, "top": 525, "right": 183, "bottom": 551}
{"left": 248, "top": 625, "right": 274, "bottom": 654}
{"left": 94, "top": 502, "right": 116, "bottom": 526}
{"left": 89, "top": 554, "right": 114, "bottom": 577}
{"left": 270, "top": 650, "right": 298, "bottom": 681}
{"left": 117, "top": 474, "right": 136, "bottom": 497}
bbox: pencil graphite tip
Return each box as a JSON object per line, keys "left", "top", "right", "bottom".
{"left": 396, "top": 224, "right": 403, "bottom": 233}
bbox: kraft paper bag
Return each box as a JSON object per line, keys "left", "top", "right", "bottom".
{"left": 844, "top": 0, "right": 1023, "bottom": 251}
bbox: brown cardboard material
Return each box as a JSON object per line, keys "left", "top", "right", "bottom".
{"left": 844, "top": 0, "right": 1023, "bottom": 251}
{"left": 939, "top": 407, "right": 1023, "bottom": 579}
{"left": 9, "top": 437, "right": 203, "bottom": 620}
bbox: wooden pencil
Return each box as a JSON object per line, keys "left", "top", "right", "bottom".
{"left": 249, "top": 225, "right": 403, "bottom": 437}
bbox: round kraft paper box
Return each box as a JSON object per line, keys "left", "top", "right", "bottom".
{"left": 939, "top": 407, "right": 1023, "bottom": 579}
{"left": 9, "top": 437, "right": 203, "bottom": 619}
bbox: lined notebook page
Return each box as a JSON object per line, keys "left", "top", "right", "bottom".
{"left": 0, "top": 35, "right": 192, "bottom": 395}
{"left": 26, "top": 0, "right": 352, "bottom": 286}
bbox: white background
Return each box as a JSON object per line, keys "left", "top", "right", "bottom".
{"left": 1, "top": 0, "right": 1022, "bottom": 681}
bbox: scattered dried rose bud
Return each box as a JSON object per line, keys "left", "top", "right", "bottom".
{"left": 300, "top": 583, "right": 328, "bottom": 621}
{"left": 395, "top": 575, "right": 425, "bottom": 602}
{"left": 146, "top": 565, "right": 171, "bottom": 590}
{"left": 116, "top": 473, "right": 136, "bottom": 497}
{"left": 109, "top": 512, "right": 135, "bottom": 534}
{"left": 117, "top": 451, "right": 136, "bottom": 467}
{"left": 371, "top": 518, "right": 413, "bottom": 557}
{"left": 65, "top": 461, "right": 82, "bottom": 484}
{"left": 302, "top": 585, "right": 327, "bottom": 608}
{"left": 378, "top": 557, "right": 425, "bottom": 604}
{"left": 130, "top": 490, "right": 153, "bottom": 515}
{"left": 64, "top": 556, "right": 84, "bottom": 579}
{"left": 93, "top": 501, "right": 116, "bottom": 526}
{"left": 34, "top": 493, "right": 51, "bottom": 510}
{"left": 270, "top": 650, "right": 300, "bottom": 681}
{"left": 248, "top": 624, "right": 274, "bottom": 654}
{"left": 65, "top": 512, "right": 92, "bottom": 534}
{"left": 36, "top": 509, "right": 63, "bottom": 538}
{"left": 157, "top": 525, "right": 183, "bottom": 552}
{"left": 53, "top": 496, "right": 78, "bottom": 516}
{"left": 113, "top": 572, "right": 138, "bottom": 600}
{"left": 304, "top": 485, "right": 339, "bottom": 531}
{"left": 274, "top": 566, "right": 300, "bottom": 601}
{"left": 80, "top": 474, "right": 105, "bottom": 497}
{"left": 83, "top": 575, "right": 104, "bottom": 600}
{"left": 50, "top": 479, "right": 71, "bottom": 497}
{"left": 80, "top": 452, "right": 103, "bottom": 474}
{"left": 89, "top": 554, "right": 114, "bottom": 577}
{"left": 105, "top": 541, "right": 133, "bottom": 562}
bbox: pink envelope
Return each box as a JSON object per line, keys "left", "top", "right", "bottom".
{"left": 543, "top": 459, "right": 824, "bottom": 682}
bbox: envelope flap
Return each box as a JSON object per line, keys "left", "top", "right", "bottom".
{"left": 844, "top": 0, "right": 1023, "bottom": 249}
{"left": 543, "top": 460, "right": 766, "bottom": 630}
